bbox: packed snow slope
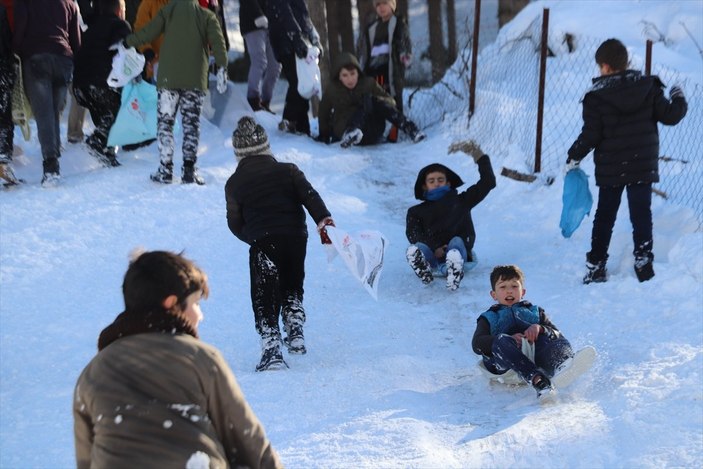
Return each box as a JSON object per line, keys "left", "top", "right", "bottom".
{"left": 1, "top": 1, "right": 702, "bottom": 467}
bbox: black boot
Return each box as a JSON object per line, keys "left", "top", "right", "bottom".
{"left": 583, "top": 260, "right": 607, "bottom": 284}
{"left": 150, "top": 162, "right": 173, "bottom": 184}
{"left": 181, "top": 161, "right": 205, "bottom": 185}
{"left": 41, "top": 158, "right": 60, "bottom": 187}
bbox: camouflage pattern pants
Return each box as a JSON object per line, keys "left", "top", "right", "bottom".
{"left": 156, "top": 88, "right": 205, "bottom": 167}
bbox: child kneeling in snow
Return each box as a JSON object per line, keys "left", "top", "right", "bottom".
{"left": 317, "top": 52, "right": 424, "bottom": 148}
{"left": 472, "top": 265, "right": 574, "bottom": 398}
{"left": 405, "top": 140, "right": 495, "bottom": 290}
{"left": 73, "top": 250, "right": 282, "bottom": 468}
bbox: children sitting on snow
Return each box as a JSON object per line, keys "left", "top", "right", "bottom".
{"left": 472, "top": 264, "right": 575, "bottom": 398}
{"left": 405, "top": 140, "right": 495, "bottom": 290}
{"left": 317, "top": 52, "right": 424, "bottom": 148}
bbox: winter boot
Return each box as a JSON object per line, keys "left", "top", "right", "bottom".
{"left": 256, "top": 335, "right": 288, "bottom": 372}
{"left": 261, "top": 101, "right": 275, "bottom": 114}
{"left": 86, "top": 135, "right": 120, "bottom": 167}
{"left": 41, "top": 158, "right": 60, "bottom": 187}
{"left": 340, "top": 128, "right": 363, "bottom": 148}
{"left": 150, "top": 162, "right": 173, "bottom": 184}
{"left": 445, "top": 249, "right": 465, "bottom": 291}
{"left": 401, "top": 120, "right": 426, "bottom": 143}
{"left": 406, "top": 245, "right": 433, "bottom": 284}
{"left": 181, "top": 161, "right": 205, "bottom": 185}
{"left": 634, "top": 257, "right": 655, "bottom": 282}
{"left": 278, "top": 119, "right": 297, "bottom": 134}
{"left": 247, "top": 96, "right": 263, "bottom": 111}
{"left": 0, "top": 162, "right": 21, "bottom": 186}
{"left": 583, "top": 260, "right": 607, "bottom": 284}
{"left": 532, "top": 372, "right": 555, "bottom": 399}
{"left": 282, "top": 295, "right": 307, "bottom": 354}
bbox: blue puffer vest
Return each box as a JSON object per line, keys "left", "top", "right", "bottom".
{"left": 480, "top": 301, "right": 540, "bottom": 336}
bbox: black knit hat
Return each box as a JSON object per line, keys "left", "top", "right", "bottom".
{"left": 232, "top": 116, "right": 271, "bottom": 159}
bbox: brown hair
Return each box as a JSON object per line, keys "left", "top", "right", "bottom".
{"left": 490, "top": 265, "right": 525, "bottom": 290}
{"left": 122, "top": 250, "right": 209, "bottom": 314}
{"left": 595, "top": 38, "right": 628, "bottom": 71}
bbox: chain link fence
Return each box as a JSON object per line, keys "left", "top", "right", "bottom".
{"left": 405, "top": 14, "right": 703, "bottom": 228}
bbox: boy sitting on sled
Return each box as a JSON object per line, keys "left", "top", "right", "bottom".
{"left": 472, "top": 265, "right": 575, "bottom": 397}
{"left": 405, "top": 140, "right": 495, "bottom": 290}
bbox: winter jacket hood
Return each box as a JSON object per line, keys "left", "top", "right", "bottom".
{"left": 413, "top": 163, "right": 464, "bottom": 200}
{"left": 589, "top": 70, "right": 662, "bottom": 114}
{"left": 332, "top": 52, "right": 363, "bottom": 81}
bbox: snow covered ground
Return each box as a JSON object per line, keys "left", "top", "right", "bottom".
{"left": 1, "top": 1, "right": 702, "bottom": 467}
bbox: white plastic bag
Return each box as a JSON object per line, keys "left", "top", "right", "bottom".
{"left": 326, "top": 226, "right": 388, "bottom": 300}
{"left": 107, "top": 43, "right": 145, "bottom": 88}
{"left": 295, "top": 46, "right": 322, "bottom": 99}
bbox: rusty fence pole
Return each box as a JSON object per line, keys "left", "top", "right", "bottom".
{"left": 534, "top": 7, "right": 549, "bottom": 174}
{"left": 468, "top": 0, "right": 481, "bottom": 119}
{"left": 645, "top": 39, "right": 652, "bottom": 75}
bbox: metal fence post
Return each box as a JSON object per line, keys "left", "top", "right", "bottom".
{"left": 469, "top": 0, "right": 481, "bottom": 119}
{"left": 534, "top": 8, "right": 549, "bottom": 174}
{"left": 645, "top": 39, "right": 652, "bottom": 75}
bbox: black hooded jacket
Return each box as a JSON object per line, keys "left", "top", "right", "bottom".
{"left": 406, "top": 158, "right": 496, "bottom": 259}
{"left": 73, "top": 12, "right": 131, "bottom": 88}
{"left": 567, "top": 70, "right": 687, "bottom": 187}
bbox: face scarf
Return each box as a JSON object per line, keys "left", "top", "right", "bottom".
{"left": 425, "top": 185, "right": 451, "bottom": 201}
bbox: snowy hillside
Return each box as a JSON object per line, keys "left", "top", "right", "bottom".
{"left": 1, "top": 1, "right": 702, "bottom": 467}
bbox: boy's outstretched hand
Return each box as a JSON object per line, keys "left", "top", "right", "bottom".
{"left": 317, "top": 217, "right": 335, "bottom": 245}
{"left": 448, "top": 139, "right": 484, "bottom": 163}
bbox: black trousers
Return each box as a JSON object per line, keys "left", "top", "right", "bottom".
{"left": 345, "top": 94, "right": 406, "bottom": 145}
{"left": 0, "top": 58, "right": 14, "bottom": 160}
{"left": 280, "top": 54, "right": 310, "bottom": 135}
{"left": 588, "top": 183, "right": 653, "bottom": 264}
{"left": 73, "top": 85, "right": 121, "bottom": 153}
{"left": 249, "top": 234, "right": 307, "bottom": 339}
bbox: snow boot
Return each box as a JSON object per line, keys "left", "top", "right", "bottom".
{"left": 247, "top": 96, "right": 263, "bottom": 111}
{"left": 283, "top": 331, "right": 306, "bottom": 355}
{"left": 340, "top": 128, "right": 363, "bottom": 148}
{"left": 86, "top": 136, "right": 120, "bottom": 167}
{"left": 256, "top": 335, "right": 288, "bottom": 372}
{"left": 41, "top": 158, "right": 60, "bottom": 187}
{"left": 282, "top": 295, "right": 306, "bottom": 354}
{"left": 401, "top": 120, "right": 426, "bottom": 143}
{"left": 532, "top": 372, "right": 554, "bottom": 399}
{"left": 406, "top": 245, "right": 433, "bottom": 284}
{"left": 150, "top": 162, "right": 173, "bottom": 184}
{"left": 181, "top": 161, "right": 205, "bottom": 185}
{"left": 583, "top": 260, "right": 607, "bottom": 284}
{"left": 634, "top": 257, "right": 654, "bottom": 282}
{"left": 0, "top": 162, "right": 21, "bottom": 186}
{"left": 445, "top": 249, "right": 465, "bottom": 291}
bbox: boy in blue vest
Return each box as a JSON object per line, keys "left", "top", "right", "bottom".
{"left": 472, "top": 265, "right": 574, "bottom": 398}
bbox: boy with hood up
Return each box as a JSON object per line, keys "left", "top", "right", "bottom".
{"left": 405, "top": 140, "right": 496, "bottom": 290}
{"left": 317, "top": 51, "right": 423, "bottom": 148}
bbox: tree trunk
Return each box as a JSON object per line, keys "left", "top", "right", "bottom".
{"left": 428, "top": 0, "right": 445, "bottom": 83}
{"left": 307, "top": 0, "right": 329, "bottom": 116}
{"left": 357, "top": 0, "right": 375, "bottom": 33}
{"left": 447, "top": 0, "right": 457, "bottom": 65}
{"left": 338, "top": 0, "right": 354, "bottom": 53}
{"left": 325, "top": 0, "right": 340, "bottom": 64}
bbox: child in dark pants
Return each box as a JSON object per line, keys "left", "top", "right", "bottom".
{"left": 0, "top": 3, "right": 18, "bottom": 184}
{"left": 472, "top": 265, "right": 574, "bottom": 398}
{"left": 566, "top": 38, "right": 687, "bottom": 283}
{"left": 318, "top": 52, "right": 424, "bottom": 148}
{"left": 225, "top": 116, "right": 335, "bottom": 372}
{"left": 73, "top": 0, "right": 132, "bottom": 167}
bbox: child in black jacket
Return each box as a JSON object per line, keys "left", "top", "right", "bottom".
{"left": 72, "top": 0, "right": 132, "bottom": 167}
{"left": 225, "top": 116, "right": 334, "bottom": 372}
{"left": 405, "top": 140, "right": 496, "bottom": 290}
{"left": 566, "top": 38, "right": 687, "bottom": 283}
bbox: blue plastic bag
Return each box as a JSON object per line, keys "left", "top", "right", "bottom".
{"left": 560, "top": 168, "right": 593, "bottom": 238}
{"left": 107, "top": 80, "right": 158, "bottom": 146}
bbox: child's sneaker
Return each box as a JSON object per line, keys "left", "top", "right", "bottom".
{"left": 445, "top": 249, "right": 464, "bottom": 291}
{"left": 340, "top": 128, "right": 363, "bottom": 148}
{"left": 150, "top": 164, "right": 173, "bottom": 184}
{"left": 256, "top": 336, "right": 288, "bottom": 372}
{"left": 406, "top": 245, "right": 433, "bottom": 284}
{"left": 532, "top": 373, "right": 554, "bottom": 399}
{"left": 583, "top": 260, "right": 607, "bottom": 284}
{"left": 402, "top": 121, "right": 426, "bottom": 143}
{"left": 634, "top": 257, "right": 654, "bottom": 282}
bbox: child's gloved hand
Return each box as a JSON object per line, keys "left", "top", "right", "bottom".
{"left": 400, "top": 53, "right": 412, "bottom": 67}
{"left": 317, "top": 217, "right": 335, "bottom": 245}
{"left": 670, "top": 84, "right": 685, "bottom": 100}
{"left": 448, "top": 139, "right": 484, "bottom": 163}
{"left": 216, "top": 67, "right": 228, "bottom": 94}
{"left": 565, "top": 158, "right": 580, "bottom": 172}
{"left": 254, "top": 15, "right": 268, "bottom": 29}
